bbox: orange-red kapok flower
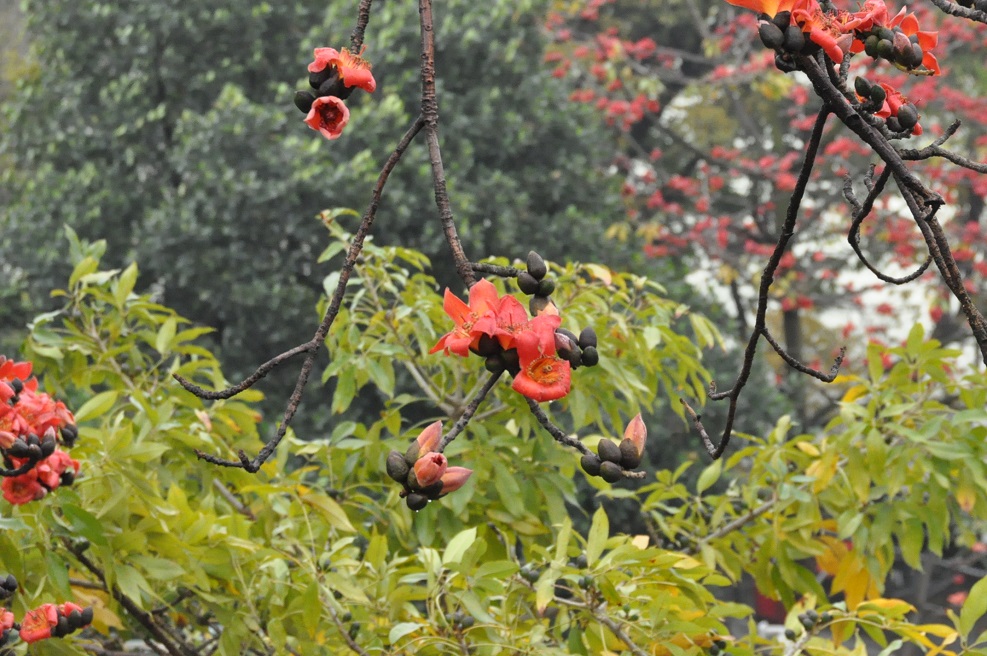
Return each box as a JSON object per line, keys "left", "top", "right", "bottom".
{"left": 623, "top": 413, "right": 647, "bottom": 457}
{"left": 19, "top": 603, "right": 57, "bottom": 643}
{"left": 413, "top": 452, "right": 448, "bottom": 488}
{"left": 430, "top": 279, "right": 501, "bottom": 357}
{"left": 414, "top": 420, "right": 443, "bottom": 457}
{"left": 2, "top": 469, "right": 46, "bottom": 505}
{"left": 511, "top": 315, "right": 571, "bottom": 402}
{"left": 303, "top": 96, "right": 350, "bottom": 140}
{"left": 792, "top": 0, "right": 853, "bottom": 64}
{"left": 0, "top": 607, "right": 14, "bottom": 632}
{"left": 308, "top": 47, "right": 377, "bottom": 93}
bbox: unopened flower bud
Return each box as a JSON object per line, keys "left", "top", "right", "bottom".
{"left": 60, "top": 424, "right": 78, "bottom": 447}
{"left": 0, "top": 431, "right": 14, "bottom": 450}
{"left": 526, "top": 251, "right": 548, "bottom": 280}
{"left": 863, "top": 34, "right": 880, "bottom": 57}
{"left": 294, "top": 90, "right": 316, "bottom": 114}
{"left": 853, "top": 77, "right": 871, "bottom": 98}
{"left": 554, "top": 332, "right": 577, "bottom": 357}
{"left": 405, "top": 420, "right": 443, "bottom": 464}
{"left": 7, "top": 438, "right": 29, "bottom": 458}
{"left": 599, "top": 461, "right": 623, "bottom": 483}
{"left": 529, "top": 295, "right": 559, "bottom": 317}
{"left": 886, "top": 116, "right": 902, "bottom": 133}
{"left": 580, "top": 453, "right": 602, "bottom": 476}
{"left": 581, "top": 346, "right": 599, "bottom": 367}
{"left": 758, "top": 21, "right": 785, "bottom": 49}
{"left": 472, "top": 334, "right": 501, "bottom": 358}
{"left": 386, "top": 450, "right": 410, "bottom": 482}
{"left": 578, "top": 327, "right": 597, "bottom": 349}
{"left": 485, "top": 355, "right": 506, "bottom": 375}
{"left": 619, "top": 439, "right": 642, "bottom": 469}
{"left": 622, "top": 414, "right": 647, "bottom": 456}
{"left": 40, "top": 429, "right": 57, "bottom": 458}
{"left": 439, "top": 466, "right": 472, "bottom": 494}
{"left": 406, "top": 493, "right": 428, "bottom": 511}
{"left": 896, "top": 103, "right": 919, "bottom": 131}
{"left": 413, "top": 452, "right": 448, "bottom": 488}
{"left": 309, "top": 66, "right": 334, "bottom": 89}
{"left": 782, "top": 25, "right": 805, "bottom": 52}
{"left": 517, "top": 271, "right": 540, "bottom": 295}
{"left": 80, "top": 607, "right": 94, "bottom": 626}
{"left": 771, "top": 11, "right": 791, "bottom": 29}
{"left": 536, "top": 278, "right": 556, "bottom": 297}
{"left": 597, "top": 438, "right": 622, "bottom": 464}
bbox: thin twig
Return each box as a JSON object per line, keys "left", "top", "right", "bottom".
{"left": 195, "top": 116, "right": 426, "bottom": 471}
{"left": 439, "top": 372, "right": 503, "bottom": 451}
{"left": 349, "top": 0, "right": 374, "bottom": 52}
{"left": 173, "top": 343, "right": 310, "bottom": 400}
{"left": 761, "top": 328, "right": 845, "bottom": 382}
{"left": 418, "top": 0, "right": 474, "bottom": 287}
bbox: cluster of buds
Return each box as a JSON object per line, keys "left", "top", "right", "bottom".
{"left": 293, "top": 45, "right": 377, "bottom": 140}
{"left": 579, "top": 414, "right": 647, "bottom": 483}
{"left": 431, "top": 252, "right": 599, "bottom": 403}
{"left": 758, "top": 11, "right": 815, "bottom": 70}
{"left": 854, "top": 77, "right": 920, "bottom": 133}
{"left": 0, "top": 574, "right": 93, "bottom": 646}
{"left": 1, "top": 357, "right": 81, "bottom": 505}
{"left": 385, "top": 422, "right": 473, "bottom": 511}
{"left": 861, "top": 26, "right": 927, "bottom": 72}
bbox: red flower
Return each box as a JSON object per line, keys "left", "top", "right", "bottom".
{"left": 34, "top": 448, "right": 80, "bottom": 490}
{"left": 413, "top": 452, "right": 448, "bottom": 488}
{"left": 491, "top": 295, "right": 531, "bottom": 350}
{"left": 430, "top": 279, "right": 501, "bottom": 357}
{"left": 873, "top": 82, "right": 923, "bottom": 135}
{"left": 0, "top": 608, "right": 13, "bottom": 632}
{"left": 2, "top": 469, "right": 46, "bottom": 505}
{"left": 511, "top": 315, "right": 571, "bottom": 402}
{"left": 889, "top": 10, "right": 939, "bottom": 74}
{"left": 792, "top": 0, "right": 853, "bottom": 64}
{"left": 308, "top": 47, "right": 376, "bottom": 93}
{"left": 303, "top": 96, "right": 350, "bottom": 141}
{"left": 414, "top": 421, "right": 443, "bottom": 457}
{"left": 19, "top": 603, "right": 57, "bottom": 643}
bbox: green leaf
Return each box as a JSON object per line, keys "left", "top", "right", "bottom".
{"left": 586, "top": 506, "right": 609, "bottom": 566}
{"left": 696, "top": 458, "right": 722, "bottom": 494}
{"left": 961, "top": 575, "right": 987, "bottom": 637}
{"left": 61, "top": 503, "right": 110, "bottom": 547}
{"left": 73, "top": 390, "right": 119, "bottom": 423}
{"left": 388, "top": 622, "right": 420, "bottom": 644}
{"left": 442, "top": 527, "right": 478, "bottom": 566}
{"left": 155, "top": 317, "right": 177, "bottom": 355}
{"left": 115, "top": 262, "right": 138, "bottom": 306}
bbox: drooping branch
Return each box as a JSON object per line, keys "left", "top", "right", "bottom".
{"left": 438, "top": 371, "right": 503, "bottom": 451}
{"left": 844, "top": 167, "right": 932, "bottom": 285}
{"left": 761, "top": 328, "right": 846, "bottom": 382}
{"left": 688, "top": 106, "right": 833, "bottom": 459}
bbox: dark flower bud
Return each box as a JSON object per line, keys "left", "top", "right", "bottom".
{"left": 294, "top": 90, "right": 316, "bottom": 114}
{"left": 7, "top": 438, "right": 30, "bottom": 458}
{"left": 896, "top": 104, "right": 919, "bottom": 131}
{"left": 581, "top": 346, "right": 599, "bottom": 367}
{"left": 774, "top": 52, "right": 798, "bottom": 73}
{"left": 80, "top": 607, "right": 94, "bottom": 625}
{"left": 501, "top": 348, "right": 521, "bottom": 375}
{"left": 10, "top": 379, "right": 23, "bottom": 395}
{"left": 526, "top": 251, "right": 548, "bottom": 280}
{"left": 599, "top": 461, "right": 623, "bottom": 483}
{"left": 876, "top": 27, "right": 895, "bottom": 42}
{"left": 597, "top": 438, "right": 622, "bottom": 464}
{"left": 3, "top": 574, "right": 16, "bottom": 591}
{"left": 318, "top": 77, "right": 352, "bottom": 100}
{"left": 869, "top": 84, "right": 886, "bottom": 104}
{"left": 40, "top": 431, "right": 57, "bottom": 458}
{"left": 863, "top": 34, "right": 880, "bottom": 57}
{"left": 557, "top": 327, "right": 579, "bottom": 344}
{"left": 907, "top": 43, "right": 924, "bottom": 68}
{"left": 27, "top": 433, "right": 40, "bottom": 448}
{"left": 528, "top": 295, "right": 556, "bottom": 317}
{"left": 578, "top": 327, "right": 597, "bottom": 349}
{"left": 875, "top": 38, "right": 894, "bottom": 60}
{"left": 516, "top": 271, "right": 540, "bottom": 295}
{"left": 785, "top": 628, "right": 798, "bottom": 640}
{"left": 67, "top": 609, "right": 83, "bottom": 629}
{"left": 885, "top": 116, "right": 902, "bottom": 133}
{"left": 61, "top": 423, "right": 78, "bottom": 447}
{"left": 536, "top": 278, "right": 556, "bottom": 297}
{"left": 758, "top": 22, "right": 785, "bottom": 50}
{"left": 485, "top": 355, "right": 506, "bottom": 375}
{"left": 420, "top": 480, "right": 445, "bottom": 499}
{"left": 771, "top": 11, "right": 791, "bottom": 29}
{"left": 853, "top": 77, "right": 871, "bottom": 98}
{"left": 61, "top": 470, "right": 76, "bottom": 487}
{"left": 309, "top": 66, "right": 334, "bottom": 89}
{"left": 404, "top": 442, "right": 422, "bottom": 467}
{"left": 26, "top": 443, "right": 43, "bottom": 460}
{"left": 782, "top": 25, "right": 805, "bottom": 52}
{"left": 554, "top": 332, "right": 577, "bottom": 358}
{"left": 386, "top": 450, "right": 410, "bottom": 482}
{"left": 54, "top": 615, "right": 70, "bottom": 638}
{"left": 580, "top": 453, "right": 602, "bottom": 476}
{"left": 619, "top": 439, "right": 642, "bottom": 469}
{"left": 564, "top": 348, "right": 583, "bottom": 368}
{"left": 406, "top": 493, "right": 428, "bottom": 511}
{"left": 460, "top": 615, "right": 475, "bottom": 628}
{"left": 472, "top": 334, "right": 501, "bottom": 357}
